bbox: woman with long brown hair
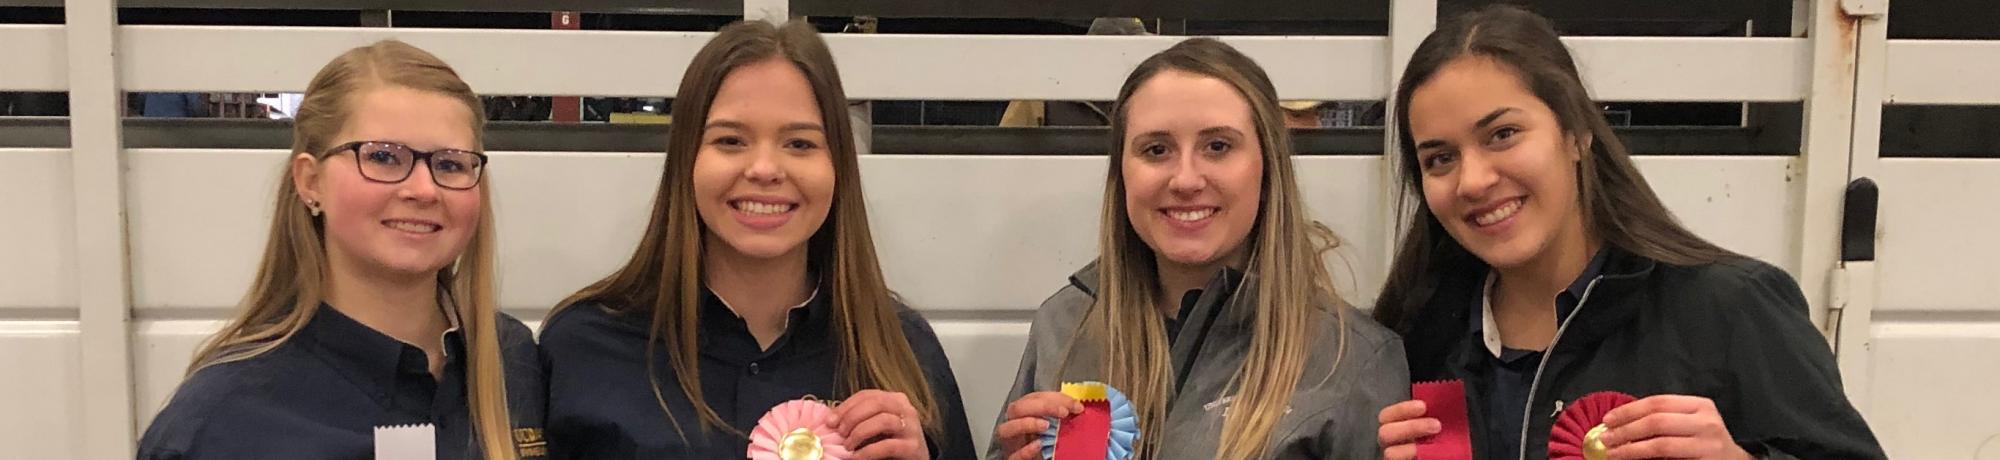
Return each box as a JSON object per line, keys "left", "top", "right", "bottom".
{"left": 989, "top": 38, "right": 1407, "bottom": 460}
{"left": 538, "top": 20, "right": 975, "bottom": 459}
{"left": 1370, "top": 5, "right": 1883, "bottom": 460}
{"left": 138, "top": 40, "right": 543, "bottom": 460}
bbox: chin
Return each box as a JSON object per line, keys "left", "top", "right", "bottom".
{"left": 720, "top": 236, "right": 806, "bottom": 260}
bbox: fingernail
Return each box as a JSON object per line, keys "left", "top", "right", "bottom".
{"left": 1426, "top": 420, "right": 1442, "bottom": 433}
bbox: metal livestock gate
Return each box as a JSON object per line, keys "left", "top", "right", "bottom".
{"left": 0, "top": 0, "right": 1994, "bottom": 457}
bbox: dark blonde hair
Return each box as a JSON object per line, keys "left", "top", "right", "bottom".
{"left": 1082, "top": 37, "right": 1348, "bottom": 460}
{"left": 553, "top": 20, "right": 943, "bottom": 439}
{"left": 189, "top": 40, "right": 516, "bottom": 459}
{"left": 1374, "top": 5, "right": 1737, "bottom": 330}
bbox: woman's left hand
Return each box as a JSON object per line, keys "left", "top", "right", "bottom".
{"left": 1599, "top": 394, "right": 1753, "bottom": 460}
{"left": 833, "top": 389, "right": 929, "bottom": 460}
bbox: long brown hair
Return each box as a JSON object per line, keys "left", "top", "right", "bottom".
{"left": 187, "top": 40, "right": 517, "bottom": 459}
{"left": 1080, "top": 37, "right": 1348, "bottom": 460}
{"left": 1372, "top": 5, "right": 1738, "bottom": 330}
{"left": 551, "top": 20, "right": 942, "bottom": 440}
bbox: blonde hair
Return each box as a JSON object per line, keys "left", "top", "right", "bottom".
{"left": 552, "top": 20, "right": 944, "bottom": 440}
{"left": 186, "top": 40, "right": 517, "bottom": 460}
{"left": 1082, "top": 37, "right": 1349, "bottom": 460}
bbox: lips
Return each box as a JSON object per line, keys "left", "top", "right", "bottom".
{"left": 729, "top": 197, "right": 799, "bottom": 230}
{"left": 382, "top": 219, "right": 442, "bottom": 234}
{"left": 1466, "top": 197, "right": 1525, "bottom": 228}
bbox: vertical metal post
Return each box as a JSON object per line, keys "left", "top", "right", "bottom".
{"left": 64, "top": 0, "right": 138, "bottom": 455}
{"left": 1799, "top": 0, "right": 1863, "bottom": 338}
{"left": 745, "top": 0, "right": 788, "bottom": 22}
{"left": 1382, "top": 0, "right": 1437, "bottom": 275}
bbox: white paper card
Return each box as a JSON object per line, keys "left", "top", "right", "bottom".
{"left": 373, "top": 423, "right": 436, "bottom": 460}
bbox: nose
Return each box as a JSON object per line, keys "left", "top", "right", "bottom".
{"left": 1166, "top": 148, "right": 1207, "bottom": 195}
{"left": 1453, "top": 149, "right": 1498, "bottom": 202}
{"left": 743, "top": 144, "right": 786, "bottom": 185}
{"left": 397, "top": 162, "right": 442, "bottom": 203}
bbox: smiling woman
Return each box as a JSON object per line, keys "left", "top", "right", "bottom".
{"left": 990, "top": 37, "right": 1407, "bottom": 460}
{"left": 537, "top": 19, "right": 977, "bottom": 460}
{"left": 1369, "top": 5, "right": 1884, "bottom": 460}
{"left": 137, "top": 40, "right": 545, "bottom": 460}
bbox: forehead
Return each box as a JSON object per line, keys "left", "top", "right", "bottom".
{"left": 706, "top": 57, "right": 824, "bottom": 125}
{"left": 1123, "top": 69, "right": 1256, "bottom": 133}
{"left": 335, "top": 85, "right": 478, "bottom": 152}
{"left": 1406, "top": 56, "right": 1553, "bottom": 136}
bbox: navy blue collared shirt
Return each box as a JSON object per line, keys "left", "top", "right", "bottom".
{"left": 138, "top": 304, "right": 548, "bottom": 460}
{"left": 1468, "top": 249, "right": 1607, "bottom": 459}
{"left": 540, "top": 288, "right": 977, "bottom": 459}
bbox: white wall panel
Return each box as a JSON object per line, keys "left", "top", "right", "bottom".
{"left": 0, "top": 323, "right": 83, "bottom": 459}
{"left": 0, "top": 150, "right": 78, "bottom": 311}
{"left": 1634, "top": 156, "right": 1803, "bottom": 273}
{"left": 0, "top": 25, "right": 66, "bottom": 91}
{"left": 1877, "top": 159, "right": 2000, "bottom": 311}
{"left": 1885, "top": 40, "right": 2000, "bottom": 105}
{"left": 1866, "top": 322, "right": 2000, "bottom": 459}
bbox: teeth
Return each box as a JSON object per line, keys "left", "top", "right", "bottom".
{"left": 1474, "top": 199, "right": 1523, "bottom": 226}
{"left": 1167, "top": 209, "right": 1216, "bottom": 222}
{"left": 735, "top": 201, "right": 790, "bottom": 215}
{"left": 386, "top": 221, "right": 439, "bottom": 233}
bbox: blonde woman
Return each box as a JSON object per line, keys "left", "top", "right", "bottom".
{"left": 989, "top": 38, "right": 1408, "bottom": 460}
{"left": 539, "top": 20, "right": 975, "bottom": 459}
{"left": 138, "top": 41, "right": 543, "bottom": 460}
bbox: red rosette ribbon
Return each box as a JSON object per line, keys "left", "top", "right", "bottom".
{"left": 1549, "top": 391, "right": 1638, "bottom": 460}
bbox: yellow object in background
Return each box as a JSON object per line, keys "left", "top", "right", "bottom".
{"left": 609, "top": 112, "right": 670, "bottom": 124}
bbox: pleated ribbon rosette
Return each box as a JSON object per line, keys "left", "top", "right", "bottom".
{"left": 1548, "top": 391, "right": 1638, "bottom": 460}
{"left": 748, "top": 399, "right": 852, "bottom": 460}
{"left": 1040, "top": 382, "right": 1138, "bottom": 460}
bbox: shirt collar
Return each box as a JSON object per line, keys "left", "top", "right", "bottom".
{"left": 1473, "top": 248, "right": 1611, "bottom": 357}
{"left": 297, "top": 303, "right": 432, "bottom": 406}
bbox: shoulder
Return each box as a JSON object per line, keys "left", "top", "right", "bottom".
{"left": 140, "top": 353, "right": 284, "bottom": 454}
{"left": 1653, "top": 256, "right": 1809, "bottom": 318}
{"left": 537, "top": 301, "right": 644, "bottom": 354}
{"left": 1029, "top": 278, "right": 1096, "bottom": 334}
{"left": 493, "top": 312, "right": 539, "bottom": 359}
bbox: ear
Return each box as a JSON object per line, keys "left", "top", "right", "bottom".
{"left": 1569, "top": 131, "right": 1593, "bottom": 163}
{"left": 291, "top": 152, "right": 322, "bottom": 205}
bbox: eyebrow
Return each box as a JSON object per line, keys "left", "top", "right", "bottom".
{"left": 1198, "top": 126, "right": 1247, "bottom": 138}
{"left": 1414, "top": 107, "right": 1518, "bottom": 150}
{"left": 702, "top": 119, "right": 826, "bottom": 133}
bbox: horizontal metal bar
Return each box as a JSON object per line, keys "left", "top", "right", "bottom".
{"left": 1564, "top": 37, "right": 1808, "bottom": 101}
{"left": 110, "top": 26, "right": 1807, "bottom": 101}
{"left": 0, "top": 118, "right": 1808, "bottom": 155}
{"left": 1, "top": 0, "right": 740, "bottom": 14}
{"left": 0, "top": 25, "right": 66, "bottom": 91}
{"left": 1885, "top": 40, "right": 2000, "bottom": 105}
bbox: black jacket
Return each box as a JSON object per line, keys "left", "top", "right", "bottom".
{"left": 540, "top": 289, "right": 977, "bottom": 459}
{"left": 139, "top": 306, "right": 547, "bottom": 460}
{"left": 1399, "top": 248, "right": 1885, "bottom": 460}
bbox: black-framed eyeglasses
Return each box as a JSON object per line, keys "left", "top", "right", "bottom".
{"left": 322, "top": 141, "right": 489, "bottom": 190}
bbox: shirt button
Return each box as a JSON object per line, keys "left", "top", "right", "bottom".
{"left": 748, "top": 362, "right": 760, "bottom": 375}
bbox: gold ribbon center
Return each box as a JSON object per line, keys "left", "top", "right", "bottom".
{"left": 1582, "top": 423, "right": 1610, "bottom": 460}
{"left": 779, "top": 427, "right": 824, "bottom": 460}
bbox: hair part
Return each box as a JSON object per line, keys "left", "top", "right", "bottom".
{"left": 188, "top": 40, "right": 517, "bottom": 459}
{"left": 1081, "top": 37, "right": 1349, "bottom": 460}
{"left": 552, "top": 19, "right": 944, "bottom": 441}
{"left": 1373, "top": 4, "right": 1738, "bottom": 330}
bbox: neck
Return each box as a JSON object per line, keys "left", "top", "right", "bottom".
{"left": 703, "top": 235, "right": 813, "bottom": 349}
{"left": 1492, "top": 223, "right": 1602, "bottom": 316}
{"left": 1153, "top": 246, "right": 1248, "bottom": 319}
{"left": 324, "top": 251, "right": 450, "bottom": 375}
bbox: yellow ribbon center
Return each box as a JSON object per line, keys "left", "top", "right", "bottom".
{"left": 779, "top": 427, "right": 823, "bottom": 460}
{"left": 1583, "top": 423, "right": 1610, "bottom": 460}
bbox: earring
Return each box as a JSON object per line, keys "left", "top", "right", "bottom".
{"left": 304, "top": 198, "right": 322, "bottom": 217}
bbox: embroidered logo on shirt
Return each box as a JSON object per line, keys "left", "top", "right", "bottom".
{"left": 513, "top": 428, "right": 548, "bottom": 457}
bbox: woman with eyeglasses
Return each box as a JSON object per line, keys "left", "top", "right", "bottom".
{"left": 139, "top": 40, "right": 545, "bottom": 460}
